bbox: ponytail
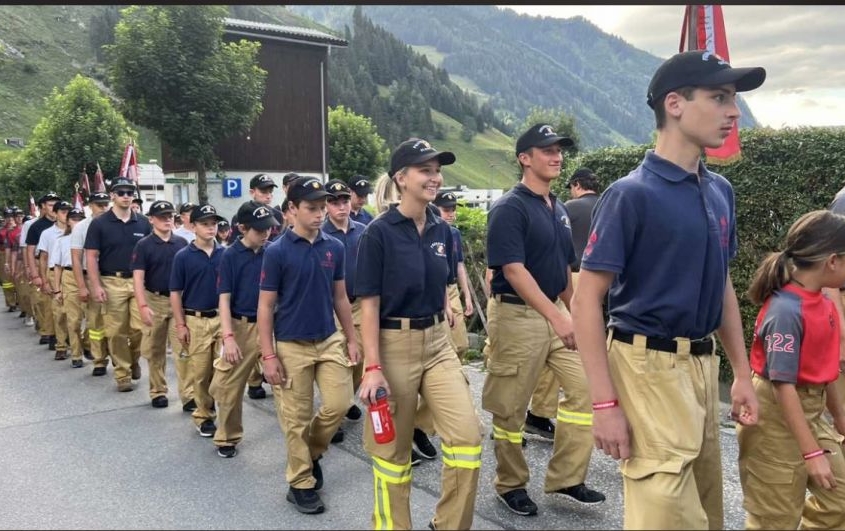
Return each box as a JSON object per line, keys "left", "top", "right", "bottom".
{"left": 747, "top": 251, "right": 791, "bottom": 305}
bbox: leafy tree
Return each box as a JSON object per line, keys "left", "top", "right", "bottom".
{"left": 328, "top": 105, "right": 389, "bottom": 182}
{"left": 4, "top": 74, "right": 133, "bottom": 199}
{"left": 105, "top": 5, "right": 267, "bottom": 202}
{"left": 518, "top": 106, "right": 581, "bottom": 153}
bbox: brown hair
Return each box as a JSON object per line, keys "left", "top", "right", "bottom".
{"left": 747, "top": 210, "right": 845, "bottom": 304}
{"left": 654, "top": 86, "right": 696, "bottom": 129}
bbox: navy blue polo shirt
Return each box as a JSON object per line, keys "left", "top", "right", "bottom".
{"left": 169, "top": 242, "right": 224, "bottom": 311}
{"left": 350, "top": 209, "right": 374, "bottom": 225}
{"left": 322, "top": 218, "right": 365, "bottom": 300}
{"left": 260, "top": 229, "right": 345, "bottom": 341}
{"left": 581, "top": 150, "right": 737, "bottom": 339}
{"left": 487, "top": 183, "right": 576, "bottom": 301}
{"left": 355, "top": 204, "right": 453, "bottom": 319}
{"left": 218, "top": 238, "right": 266, "bottom": 317}
{"left": 25, "top": 216, "right": 54, "bottom": 249}
{"left": 447, "top": 225, "right": 464, "bottom": 285}
{"left": 84, "top": 209, "right": 152, "bottom": 273}
{"left": 130, "top": 232, "right": 188, "bottom": 293}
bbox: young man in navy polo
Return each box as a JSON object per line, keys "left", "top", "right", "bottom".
{"left": 170, "top": 203, "right": 226, "bottom": 437}
{"left": 483, "top": 124, "right": 605, "bottom": 516}
{"left": 572, "top": 50, "right": 766, "bottom": 529}
{"left": 210, "top": 200, "right": 279, "bottom": 458}
{"left": 131, "top": 200, "right": 191, "bottom": 409}
{"left": 347, "top": 175, "right": 374, "bottom": 225}
{"left": 322, "top": 178, "right": 367, "bottom": 438}
{"left": 258, "top": 177, "right": 359, "bottom": 515}
{"left": 85, "top": 178, "right": 151, "bottom": 392}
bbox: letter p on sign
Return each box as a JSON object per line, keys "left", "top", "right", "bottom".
{"left": 223, "top": 178, "right": 242, "bottom": 198}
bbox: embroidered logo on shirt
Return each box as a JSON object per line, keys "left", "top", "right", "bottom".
{"left": 321, "top": 250, "right": 335, "bottom": 269}
{"left": 584, "top": 230, "right": 598, "bottom": 257}
{"left": 719, "top": 216, "right": 730, "bottom": 248}
{"left": 430, "top": 242, "right": 447, "bottom": 258}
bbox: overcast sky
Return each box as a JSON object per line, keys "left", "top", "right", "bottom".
{"left": 499, "top": 5, "right": 845, "bottom": 129}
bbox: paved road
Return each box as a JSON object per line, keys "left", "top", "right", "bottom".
{"left": 0, "top": 306, "right": 747, "bottom": 529}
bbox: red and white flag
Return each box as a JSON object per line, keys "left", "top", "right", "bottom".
{"left": 119, "top": 141, "right": 139, "bottom": 187}
{"left": 79, "top": 165, "right": 91, "bottom": 198}
{"left": 93, "top": 162, "right": 106, "bottom": 193}
{"left": 680, "top": 5, "right": 742, "bottom": 164}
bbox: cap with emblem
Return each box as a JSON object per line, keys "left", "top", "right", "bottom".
{"left": 236, "top": 200, "right": 280, "bottom": 231}
{"left": 347, "top": 175, "right": 372, "bottom": 196}
{"left": 109, "top": 177, "right": 136, "bottom": 191}
{"left": 147, "top": 200, "right": 176, "bottom": 217}
{"left": 178, "top": 202, "right": 197, "bottom": 215}
{"left": 52, "top": 200, "right": 72, "bottom": 212}
{"left": 515, "top": 124, "right": 574, "bottom": 157}
{"left": 68, "top": 207, "right": 86, "bottom": 219}
{"left": 325, "top": 179, "right": 352, "bottom": 198}
{"left": 89, "top": 191, "right": 111, "bottom": 204}
{"left": 190, "top": 203, "right": 226, "bottom": 224}
{"left": 38, "top": 191, "right": 61, "bottom": 205}
{"left": 433, "top": 191, "right": 458, "bottom": 209}
{"left": 388, "top": 139, "right": 456, "bottom": 178}
{"left": 287, "top": 177, "right": 332, "bottom": 203}
{"left": 249, "top": 173, "right": 278, "bottom": 190}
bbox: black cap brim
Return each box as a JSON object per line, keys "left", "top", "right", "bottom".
{"left": 148, "top": 209, "right": 175, "bottom": 217}
{"left": 410, "top": 150, "right": 457, "bottom": 169}
{"left": 328, "top": 191, "right": 352, "bottom": 199}
{"left": 248, "top": 216, "right": 281, "bottom": 230}
{"left": 193, "top": 214, "right": 227, "bottom": 224}
{"left": 435, "top": 201, "right": 457, "bottom": 209}
{"left": 298, "top": 190, "right": 333, "bottom": 202}
{"left": 536, "top": 135, "right": 575, "bottom": 149}
{"left": 701, "top": 66, "right": 767, "bottom": 93}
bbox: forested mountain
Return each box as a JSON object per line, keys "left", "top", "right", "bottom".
{"left": 291, "top": 5, "right": 760, "bottom": 149}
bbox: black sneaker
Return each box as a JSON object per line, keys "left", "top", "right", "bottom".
{"left": 312, "top": 457, "right": 323, "bottom": 491}
{"left": 48, "top": 336, "right": 57, "bottom": 351}
{"left": 286, "top": 486, "right": 325, "bottom": 514}
{"left": 217, "top": 445, "right": 238, "bottom": 458}
{"left": 345, "top": 404, "right": 362, "bottom": 420}
{"left": 39, "top": 335, "right": 50, "bottom": 345}
{"left": 412, "top": 428, "right": 437, "bottom": 459}
{"left": 151, "top": 396, "right": 169, "bottom": 408}
{"left": 197, "top": 419, "right": 216, "bottom": 438}
{"left": 410, "top": 449, "right": 422, "bottom": 467}
{"left": 552, "top": 483, "right": 606, "bottom": 506}
{"left": 18, "top": 311, "right": 25, "bottom": 318}
{"left": 71, "top": 359, "right": 83, "bottom": 368}
{"left": 331, "top": 426, "right": 345, "bottom": 444}
{"left": 131, "top": 364, "right": 141, "bottom": 380}
{"left": 83, "top": 349, "right": 93, "bottom": 360}
{"left": 497, "top": 488, "right": 538, "bottom": 516}
{"left": 524, "top": 410, "right": 555, "bottom": 440}
{"left": 247, "top": 385, "right": 266, "bottom": 399}
{"left": 182, "top": 399, "right": 197, "bottom": 412}
{"left": 92, "top": 366, "right": 107, "bottom": 377}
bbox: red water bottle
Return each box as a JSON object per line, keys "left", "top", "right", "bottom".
{"left": 369, "top": 387, "right": 395, "bottom": 444}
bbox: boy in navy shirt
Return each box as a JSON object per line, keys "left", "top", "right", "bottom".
{"left": 210, "top": 200, "right": 279, "bottom": 458}
{"left": 170, "top": 204, "right": 226, "bottom": 437}
{"left": 258, "top": 177, "right": 359, "bottom": 515}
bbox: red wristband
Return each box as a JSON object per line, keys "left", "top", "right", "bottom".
{"left": 262, "top": 354, "right": 277, "bottom": 361}
{"left": 803, "top": 449, "right": 826, "bottom": 460}
{"left": 222, "top": 333, "right": 234, "bottom": 340}
{"left": 365, "top": 364, "right": 383, "bottom": 373}
{"left": 140, "top": 304, "right": 148, "bottom": 309}
{"left": 592, "top": 399, "right": 619, "bottom": 411}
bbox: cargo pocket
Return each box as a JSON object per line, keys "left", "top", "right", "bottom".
{"left": 621, "top": 456, "right": 684, "bottom": 481}
{"left": 740, "top": 458, "right": 798, "bottom": 517}
{"left": 481, "top": 360, "right": 519, "bottom": 418}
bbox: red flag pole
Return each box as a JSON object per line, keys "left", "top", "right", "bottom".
{"left": 94, "top": 161, "right": 106, "bottom": 193}
{"left": 681, "top": 5, "right": 742, "bottom": 165}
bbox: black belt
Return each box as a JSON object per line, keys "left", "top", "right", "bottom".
{"left": 494, "top": 293, "right": 526, "bottom": 306}
{"left": 63, "top": 266, "right": 73, "bottom": 271}
{"left": 232, "top": 312, "right": 257, "bottom": 323}
{"left": 101, "top": 270, "right": 132, "bottom": 278}
{"left": 148, "top": 289, "right": 170, "bottom": 297}
{"left": 612, "top": 330, "right": 714, "bottom": 356}
{"left": 380, "top": 311, "right": 445, "bottom": 330}
{"left": 348, "top": 296, "right": 357, "bottom": 303}
{"left": 184, "top": 309, "right": 218, "bottom": 318}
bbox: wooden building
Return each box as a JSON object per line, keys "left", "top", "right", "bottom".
{"left": 160, "top": 18, "right": 348, "bottom": 216}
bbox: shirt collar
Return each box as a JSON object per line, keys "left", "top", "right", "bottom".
{"left": 642, "top": 149, "right": 712, "bottom": 183}
{"left": 384, "top": 203, "right": 441, "bottom": 230}
{"left": 513, "top": 182, "right": 560, "bottom": 204}
{"left": 283, "top": 228, "right": 328, "bottom": 244}
{"left": 233, "top": 237, "right": 264, "bottom": 254}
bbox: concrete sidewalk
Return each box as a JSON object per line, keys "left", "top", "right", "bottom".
{"left": 0, "top": 306, "right": 747, "bottom": 529}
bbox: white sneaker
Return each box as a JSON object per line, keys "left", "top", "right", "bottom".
{"left": 24, "top": 317, "right": 34, "bottom": 327}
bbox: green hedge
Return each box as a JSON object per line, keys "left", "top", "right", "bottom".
{"left": 555, "top": 126, "right": 845, "bottom": 381}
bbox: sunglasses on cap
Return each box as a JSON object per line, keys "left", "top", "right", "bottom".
{"left": 114, "top": 190, "right": 134, "bottom": 197}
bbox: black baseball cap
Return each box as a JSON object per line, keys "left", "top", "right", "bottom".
{"left": 282, "top": 172, "right": 302, "bottom": 187}
{"left": 433, "top": 190, "right": 458, "bottom": 208}
{"left": 68, "top": 207, "right": 86, "bottom": 219}
{"left": 347, "top": 176, "right": 372, "bottom": 195}
{"left": 250, "top": 173, "right": 277, "bottom": 190}
{"left": 287, "top": 177, "right": 332, "bottom": 203}
{"left": 132, "top": 197, "right": 143, "bottom": 205}
{"left": 515, "top": 124, "right": 574, "bottom": 157}
{"left": 178, "top": 202, "right": 197, "bottom": 214}
{"left": 646, "top": 50, "right": 766, "bottom": 109}
{"left": 147, "top": 200, "right": 176, "bottom": 217}
{"left": 38, "top": 191, "right": 61, "bottom": 205}
{"left": 566, "top": 167, "right": 596, "bottom": 187}
{"left": 110, "top": 177, "right": 136, "bottom": 191}
{"left": 190, "top": 203, "right": 226, "bottom": 224}
{"left": 89, "top": 192, "right": 111, "bottom": 204}
{"left": 217, "top": 219, "right": 230, "bottom": 230}
{"left": 325, "top": 179, "right": 352, "bottom": 198}
{"left": 236, "top": 200, "right": 280, "bottom": 231}
{"left": 279, "top": 198, "right": 291, "bottom": 213}
{"left": 388, "top": 139, "right": 456, "bottom": 178}
{"left": 52, "top": 200, "right": 72, "bottom": 212}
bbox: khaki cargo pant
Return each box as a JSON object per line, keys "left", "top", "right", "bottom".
{"left": 270, "top": 331, "right": 351, "bottom": 489}
{"left": 87, "top": 296, "right": 109, "bottom": 369}
{"left": 607, "top": 329, "right": 722, "bottom": 530}
{"left": 35, "top": 283, "right": 55, "bottom": 336}
{"left": 141, "top": 291, "right": 193, "bottom": 403}
{"left": 364, "top": 318, "right": 482, "bottom": 531}
{"left": 61, "top": 271, "right": 85, "bottom": 359}
{"left": 737, "top": 373, "right": 845, "bottom": 529}
{"left": 101, "top": 276, "right": 142, "bottom": 384}
{"left": 1, "top": 253, "right": 17, "bottom": 308}
{"left": 209, "top": 316, "right": 259, "bottom": 447}
{"left": 482, "top": 297, "right": 593, "bottom": 495}
{"left": 16, "top": 274, "right": 32, "bottom": 316}
{"left": 184, "top": 313, "right": 220, "bottom": 427}
{"left": 48, "top": 269, "right": 67, "bottom": 351}
{"left": 333, "top": 299, "right": 364, "bottom": 395}
{"left": 446, "top": 283, "right": 469, "bottom": 357}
